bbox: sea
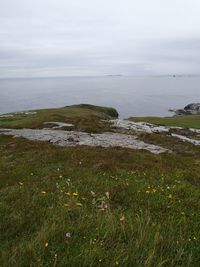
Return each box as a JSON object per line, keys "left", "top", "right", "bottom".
{"left": 0, "top": 76, "right": 200, "bottom": 118}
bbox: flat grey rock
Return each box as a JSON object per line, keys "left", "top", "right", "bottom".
{"left": 0, "top": 128, "right": 169, "bottom": 154}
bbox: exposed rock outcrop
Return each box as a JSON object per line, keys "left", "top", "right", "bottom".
{"left": 170, "top": 103, "right": 200, "bottom": 115}
{"left": 0, "top": 128, "right": 169, "bottom": 154}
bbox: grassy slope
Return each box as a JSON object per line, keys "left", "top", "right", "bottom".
{"left": 0, "top": 105, "right": 200, "bottom": 267}
{"left": 130, "top": 115, "right": 200, "bottom": 129}
{"left": 0, "top": 104, "right": 118, "bottom": 133}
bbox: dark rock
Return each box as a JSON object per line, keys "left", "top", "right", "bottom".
{"left": 173, "top": 103, "right": 200, "bottom": 115}
{"left": 175, "top": 109, "right": 188, "bottom": 115}
{"left": 67, "top": 137, "right": 75, "bottom": 142}
{"left": 184, "top": 103, "right": 200, "bottom": 114}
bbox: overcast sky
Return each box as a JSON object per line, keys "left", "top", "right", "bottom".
{"left": 1, "top": 0, "right": 200, "bottom": 78}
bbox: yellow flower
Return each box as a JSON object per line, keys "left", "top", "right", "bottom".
{"left": 91, "top": 191, "right": 96, "bottom": 197}
{"left": 119, "top": 215, "right": 125, "bottom": 222}
{"left": 105, "top": 192, "right": 110, "bottom": 199}
{"left": 44, "top": 242, "right": 48, "bottom": 248}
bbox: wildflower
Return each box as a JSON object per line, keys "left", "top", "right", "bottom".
{"left": 105, "top": 192, "right": 110, "bottom": 199}
{"left": 41, "top": 191, "right": 47, "bottom": 194}
{"left": 98, "top": 201, "right": 108, "bottom": 210}
{"left": 65, "top": 232, "right": 71, "bottom": 238}
{"left": 119, "top": 215, "right": 125, "bottom": 223}
{"left": 76, "top": 202, "right": 83, "bottom": 206}
{"left": 91, "top": 191, "right": 96, "bottom": 197}
{"left": 145, "top": 190, "right": 150, "bottom": 194}
{"left": 44, "top": 242, "right": 48, "bottom": 248}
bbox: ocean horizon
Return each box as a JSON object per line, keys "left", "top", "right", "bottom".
{"left": 1, "top": 75, "right": 200, "bottom": 118}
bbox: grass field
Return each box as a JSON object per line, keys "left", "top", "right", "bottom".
{"left": 0, "top": 105, "right": 199, "bottom": 267}
{"left": 130, "top": 115, "right": 200, "bottom": 129}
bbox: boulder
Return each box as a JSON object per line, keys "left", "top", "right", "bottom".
{"left": 172, "top": 103, "right": 200, "bottom": 115}
{"left": 184, "top": 103, "right": 200, "bottom": 114}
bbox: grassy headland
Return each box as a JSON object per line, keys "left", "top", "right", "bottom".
{"left": 0, "top": 105, "right": 199, "bottom": 267}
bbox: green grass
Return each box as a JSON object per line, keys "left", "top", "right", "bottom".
{"left": 130, "top": 115, "right": 200, "bottom": 129}
{"left": 0, "top": 104, "right": 118, "bottom": 133}
{"left": 0, "top": 105, "right": 200, "bottom": 266}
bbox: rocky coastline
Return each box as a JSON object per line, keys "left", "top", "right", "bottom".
{"left": 169, "top": 103, "right": 200, "bottom": 115}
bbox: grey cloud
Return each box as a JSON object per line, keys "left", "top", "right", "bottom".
{"left": 1, "top": 0, "right": 200, "bottom": 77}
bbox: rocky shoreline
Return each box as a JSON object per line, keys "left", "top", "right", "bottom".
{"left": 169, "top": 103, "right": 200, "bottom": 115}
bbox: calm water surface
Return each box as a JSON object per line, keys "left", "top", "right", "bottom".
{"left": 0, "top": 76, "right": 200, "bottom": 118}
